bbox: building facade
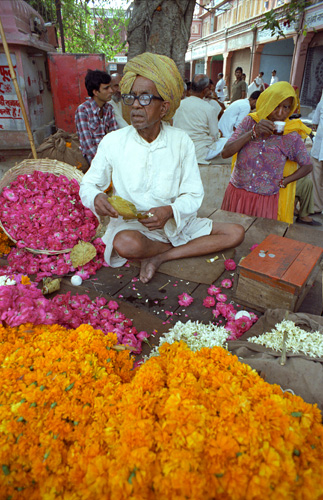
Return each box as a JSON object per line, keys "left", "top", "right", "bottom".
{"left": 0, "top": 0, "right": 57, "bottom": 150}
{"left": 186, "top": 0, "right": 323, "bottom": 108}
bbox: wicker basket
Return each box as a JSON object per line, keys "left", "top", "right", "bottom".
{"left": 0, "top": 158, "right": 98, "bottom": 255}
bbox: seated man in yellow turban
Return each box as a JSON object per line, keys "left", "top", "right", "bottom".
{"left": 80, "top": 52, "right": 244, "bottom": 283}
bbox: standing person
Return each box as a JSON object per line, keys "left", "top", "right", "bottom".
{"left": 215, "top": 72, "right": 226, "bottom": 102}
{"left": 173, "top": 74, "right": 223, "bottom": 163}
{"left": 219, "top": 91, "right": 261, "bottom": 138}
{"left": 248, "top": 72, "right": 264, "bottom": 96}
{"left": 80, "top": 53, "right": 244, "bottom": 283}
{"left": 205, "top": 79, "right": 225, "bottom": 120}
{"left": 231, "top": 67, "right": 247, "bottom": 103}
{"left": 270, "top": 70, "right": 279, "bottom": 86}
{"left": 310, "top": 97, "right": 323, "bottom": 213}
{"left": 75, "top": 70, "right": 118, "bottom": 165}
{"left": 109, "top": 73, "right": 129, "bottom": 128}
{"left": 221, "top": 82, "right": 313, "bottom": 223}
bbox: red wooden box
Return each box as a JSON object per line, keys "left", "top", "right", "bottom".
{"left": 235, "top": 234, "right": 323, "bottom": 312}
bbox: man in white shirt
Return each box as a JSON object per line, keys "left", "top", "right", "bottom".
{"left": 270, "top": 70, "right": 279, "bottom": 86}
{"left": 80, "top": 53, "right": 244, "bottom": 283}
{"left": 248, "top": 72, "right": 264, "bottom": 96}
{"left": 310, "top": 98, "right": 323, "bottom": 213}
{"left": 109, "top": 73, "right": 129, "bottom": 128}
{"left": 173, "top": 74, "right": 225, "bottom": 163}
{"left": 219, "top": 91, "right": 261, "bottom": 138}
{"left": 215, "top": 72, "right": 226, "bottom": 102}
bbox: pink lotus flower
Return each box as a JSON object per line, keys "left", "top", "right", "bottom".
{"left": 250, "top": 244, "right": 259, "bottom": 252}
{"left": 221, "top": 278, "right": 233, "bottom": 289}
{"left": 224, "top": 259, "right": 237, "bottom": 271}
{"left": 216, "top": 293, "right": 227, "bottom": 302}
{"left": 178, "top": 292, "right": 194, "bottom": 307}
{"left": 207, "top": 285, "right": 221, "bottom": 296}
{"left": 203, "top": 296, "right": 215, "bottom": 308}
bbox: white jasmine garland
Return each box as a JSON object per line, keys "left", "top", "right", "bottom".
{"left": 0, "top": 276, "right": 16, "bottom": 286}
{"left": 144, "top": 320, "right": 228, "bottom": 360}
{"left": 248, "top": 320, "right": 323, "bottom": 358}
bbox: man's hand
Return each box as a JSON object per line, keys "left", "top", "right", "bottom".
{"left": 255, "top": 119, "right": 275, "bottom": 137}
{"left": 139, "top": 205, "right": 173, "bottom": 230}
{"left": 94, "top": 193, "right": 118, "bottom": 217}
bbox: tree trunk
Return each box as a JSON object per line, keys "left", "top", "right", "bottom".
{"left": 127, "top": 0, "right": 196, "bottom": 77}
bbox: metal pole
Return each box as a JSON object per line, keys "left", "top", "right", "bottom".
{"left": 0, "top": 16, "right": 37, "bottom": 159}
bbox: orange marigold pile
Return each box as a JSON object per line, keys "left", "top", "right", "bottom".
{"left": 0, "top": 324, "right": 323, "bottom": 499}
{"left": 0, "top": 227, "right": 14, "bottom": 256}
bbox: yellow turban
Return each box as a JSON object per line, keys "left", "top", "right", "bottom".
{"left": 120, "top": 52, "right": 184, "bottom": 122}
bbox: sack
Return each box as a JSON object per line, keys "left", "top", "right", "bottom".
{"left": 30, "top": 129, "right": 89, "bottom": 173}
{"left": 228, "top": 309, "right": 323, "bottom": 412}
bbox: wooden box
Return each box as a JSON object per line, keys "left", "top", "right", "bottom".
{"left": 235, "top": 234, "right": 323, "bottom": 312}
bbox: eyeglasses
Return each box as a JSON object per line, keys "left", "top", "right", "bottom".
{"left": 121, "top": 94, "right": 163, "bottom": 106}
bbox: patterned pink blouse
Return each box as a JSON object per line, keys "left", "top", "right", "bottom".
{"left": 228, "top": 116, "right": 311, "bottom": 195}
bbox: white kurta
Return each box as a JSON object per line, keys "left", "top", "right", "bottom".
{"left": 79, "top": 123, "right": 212, "bottom": 266}
{"left": 215, "top": 78, "right": 225, "bottom": 101}
{"left": 173, "top": 96, "right": 221, "bottom": 164}
{"left": 270, "top": 76, "right": 279, "bottom": 86}
{"left": 311, "top": 100, "right": 323, "bottom": 161}
{"left": 219, "top": 99, "right": 251, "bottom": 138}
{"left": 248, "top": 76, "right": 264, "bottom": 96}
{"left": 109, "top": 99, "right": 129, "bottom": 128}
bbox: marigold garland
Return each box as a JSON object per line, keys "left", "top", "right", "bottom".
{"left": 1, "top": 325, "right": 323, "bottom": 499}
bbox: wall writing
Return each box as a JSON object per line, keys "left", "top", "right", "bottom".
{"left": 0, "top": 54, "right": 24, "bottom": 131}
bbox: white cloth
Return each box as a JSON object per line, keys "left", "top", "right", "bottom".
{"left": 270, "top": 75, "right": 279, "bottom": 86}
{"left": 79, "top": 123, "right": 212, "bottom": 266}
{"left": 311, "top": 100, "right": 323, "bottom": 161}
{"left": 248, "top": 76, "right": 264, "bottom": 96}
{"left": 218, "top": 98, "right": 251, "bottom": 138}
{"left": 109, "top": 99, "right": 129, "bottom": 128}
{"left": 215, "top": 78, "right": 225, "bottom": 101}
{"left": 173, "top": 96, "right": 221, "bottom": 164}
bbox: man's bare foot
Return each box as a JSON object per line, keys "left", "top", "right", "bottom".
{"left": 140, "top": 256, "right": 162, "bottom": 283}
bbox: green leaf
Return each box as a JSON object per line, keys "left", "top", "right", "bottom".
{"left": 215, "top": 472, "right": 224, "bottom": 478}
{"left": 39, "top": 385, "right": 45, "bottom": 392}
{"left": 291, "top": 412, "right": 302, "bottom": 418}
{"left": 65, "top": 382, "right": 75, "bottom": 392}
{"left": 2, "top": 465, "right": 10, "bottom": 476}
{"left": 128, "top": 467, "right": 138, "bottom": 484}
{"left": 50, "top": 402, "right": 57, "bottom": 409}
{"left": 293, "top": 449, "right": 301, "bottom": 456}
{"left": 44, "top": 451, "right": 50, "bottom": 460}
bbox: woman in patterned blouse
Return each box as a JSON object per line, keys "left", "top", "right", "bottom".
{"left": 221, "top": 82, "right": 312, "bottom": 224}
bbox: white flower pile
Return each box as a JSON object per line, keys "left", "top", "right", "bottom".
{"left": 0, "top": 276, "right": 16, "bottom": 286}
{"left": 248, "top": 319, "right": 323, "bottom": 358}
{"left": 144, "top": 320, "right": 228, "bottom": 360}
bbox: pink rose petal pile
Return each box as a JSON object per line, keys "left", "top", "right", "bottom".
{"left": 0, "top": 171, "right": 98, "bottom": 250}
{"left": 0, "top": 237, "right": 107, "bottom": 282}
{"left": 0, "top": 280, "right": 148, "bottom": 354}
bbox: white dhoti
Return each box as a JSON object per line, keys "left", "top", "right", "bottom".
{"left": 102, "top": 215, "right": 213, "bottom": 267}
